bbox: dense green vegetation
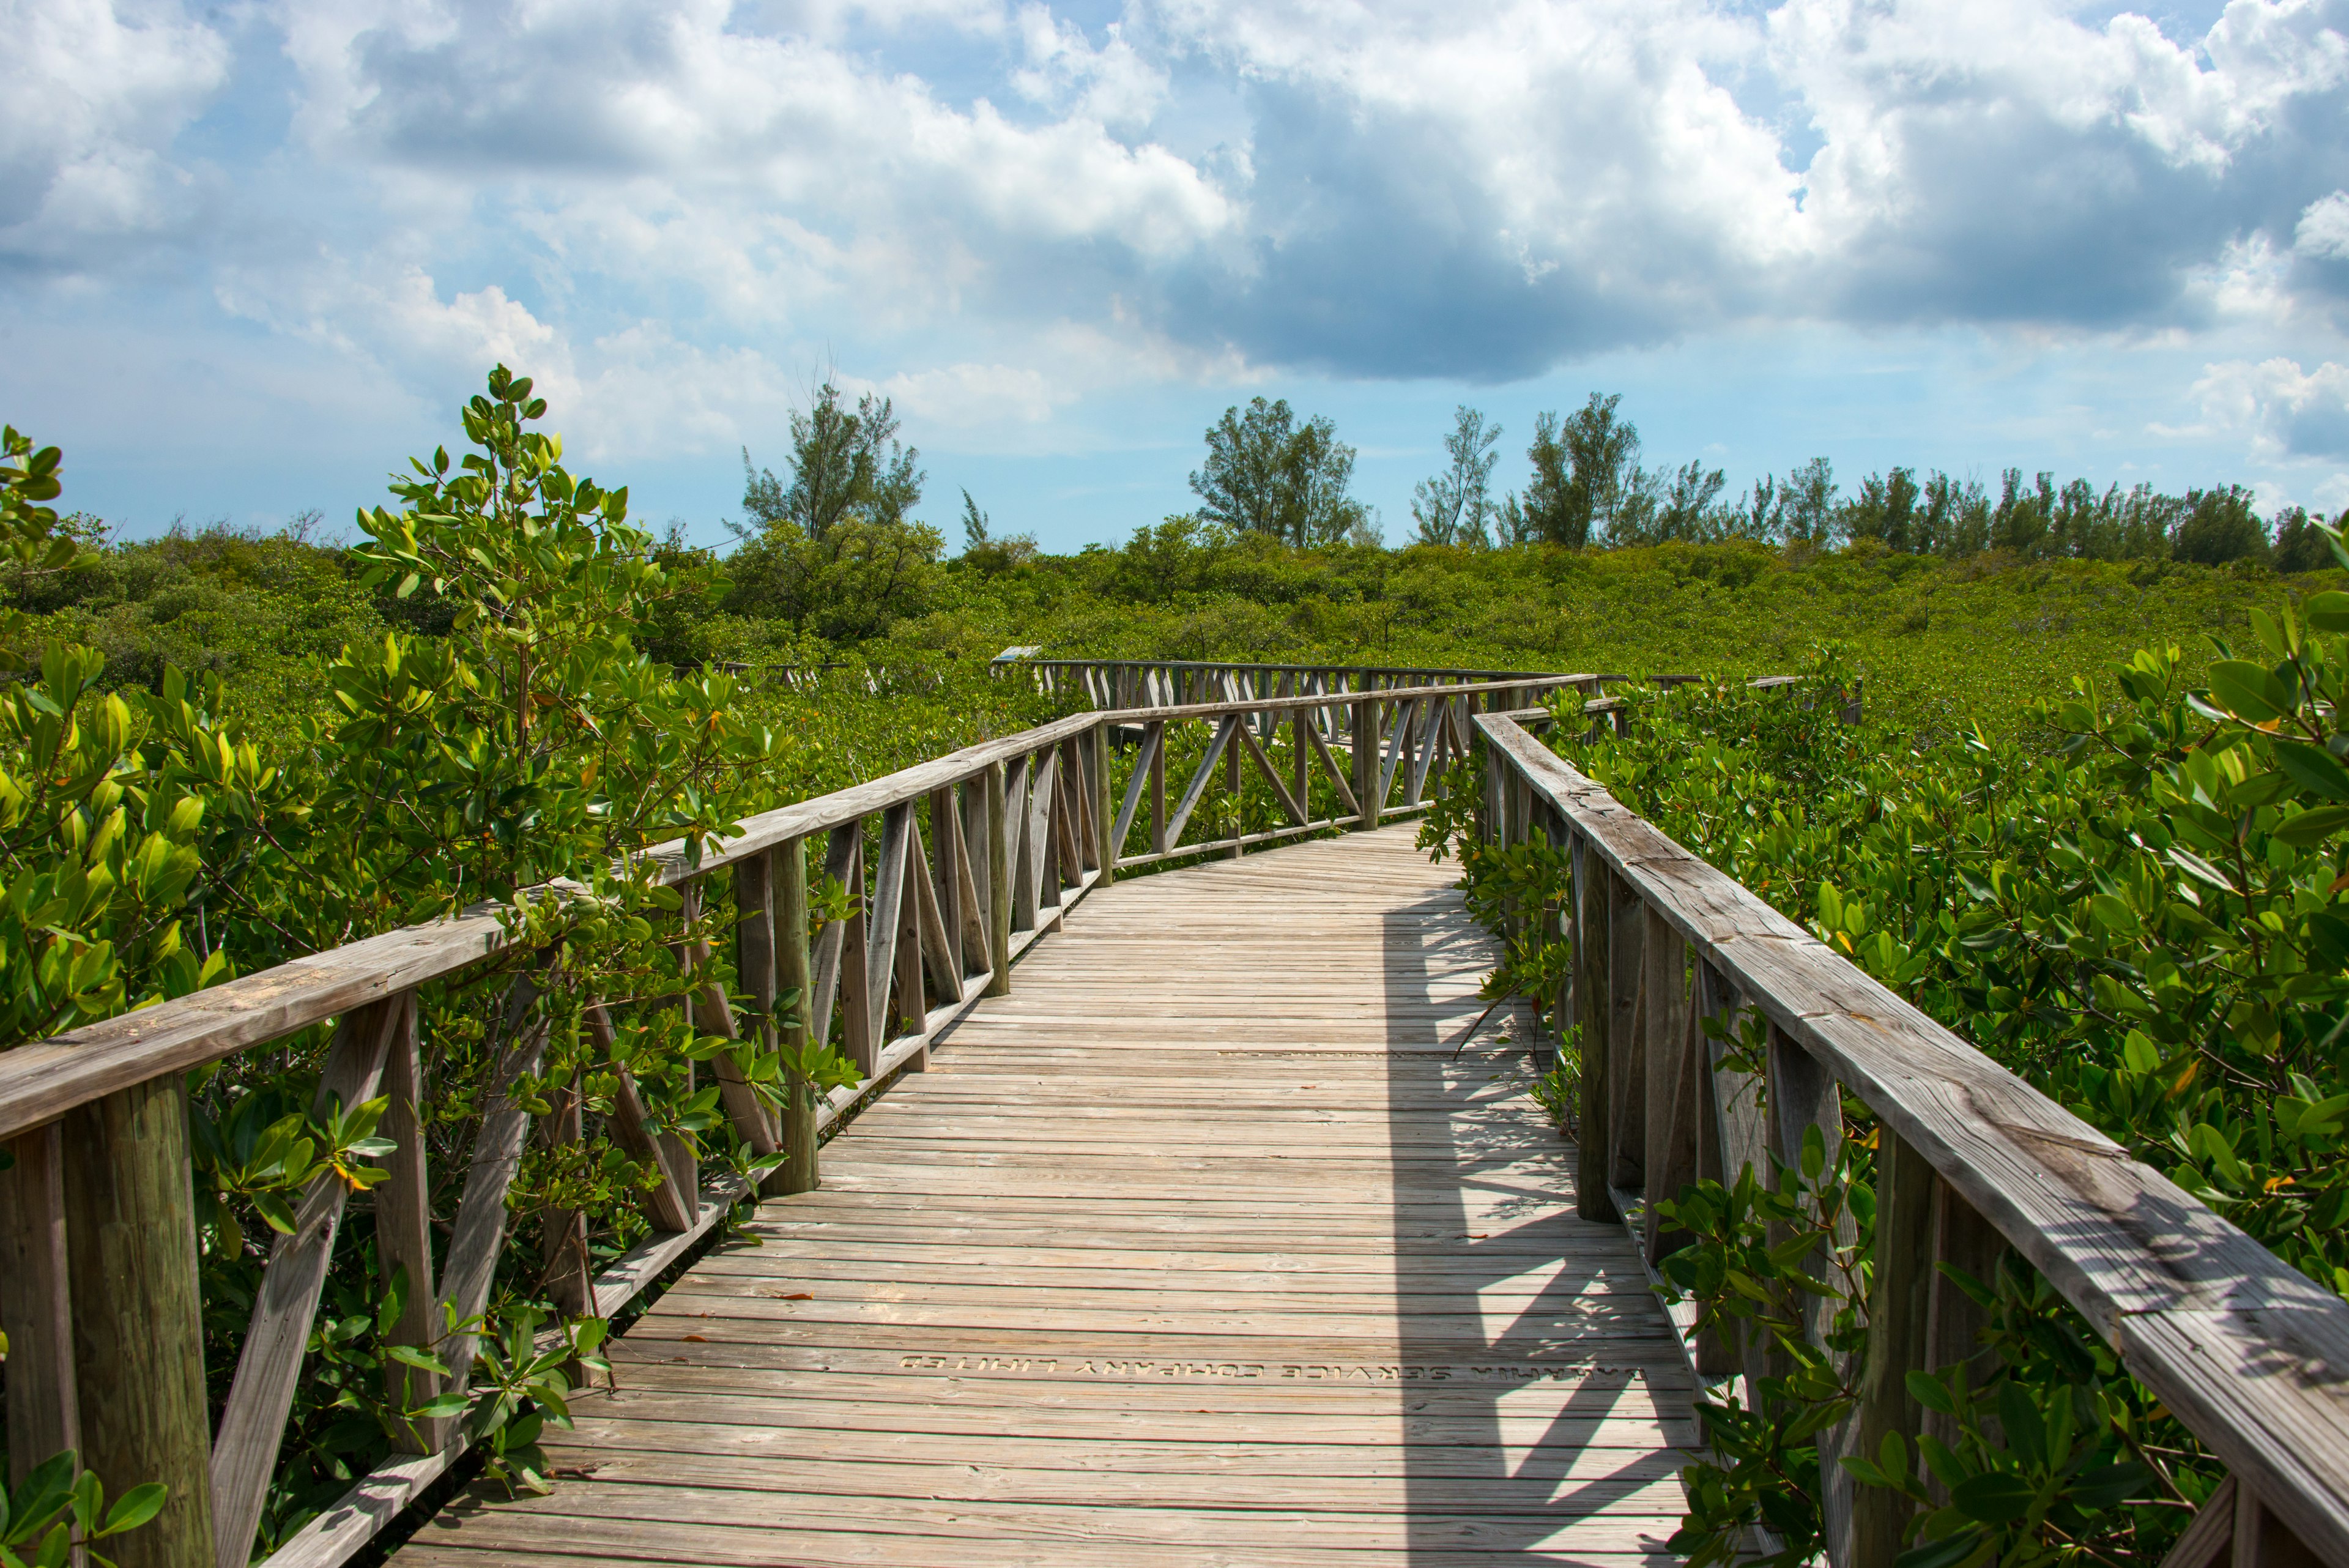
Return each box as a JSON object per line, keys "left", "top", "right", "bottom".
{"left": 0, "top": 377, "right": 1070, "bottom": 1556}
{"left": 13, "top": 506, "right": 2329, "bottom": 745}
{"left": 1425, "top": 569, "right": 2349, "bottom": 1564}
{"left": 8, "top": 363, "right": 2346, "bottom": 1561}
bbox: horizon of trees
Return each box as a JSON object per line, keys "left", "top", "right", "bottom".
{"left": 21, "top": 376, "right": 2340, "bottom": 663}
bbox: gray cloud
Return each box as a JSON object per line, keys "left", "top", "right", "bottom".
{"left": 15, "top": 0, "right": 2349, "bottom": 422}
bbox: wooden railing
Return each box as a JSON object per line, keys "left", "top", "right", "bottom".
{"left": 993, "top": 652, "right": 1663, "bottom": 712}
{"left": 0, "top": 671, "right": 1604, "bottom": 1568}
{"left": 1472, "top": 704, "right": 2349, "bottom": 1568}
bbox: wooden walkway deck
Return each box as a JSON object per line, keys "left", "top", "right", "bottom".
{"left": 398, "top": 826, "right": 1696, "bottom": 1567}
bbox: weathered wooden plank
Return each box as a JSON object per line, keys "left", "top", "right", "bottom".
{"left": 380, "top": 825, "right": 1687, "bottom": 1568}
{"left": 1474, "top": 712, "right": 2349, "bottom": 1561}
{"left": 0, "top": 1120, "right": 75, "bottom": 1486}
{"left": 65, "top": 1071, "right": 215, "bottom": 1567}
{"left": 865, "top": 804, "right": 913, "bottom": 1053}
{"left": 1639, "top": 909, "right": 1694, "bottom": 1263}
{"left": 375, "top": 994, "right": 448, "bottom": 1453}
{"left": 1233, "top": 710, "right": 1307, "bottom": 825}
{"left": 984, "top": 762, "right": 1011, "bottom": 997}
{"left": 1606, "top": 869, "right": 1646, "bottom": 1192}
{"left": 211, "top": 998, "right": 403, "bottom": 1567}
{"left": 1160, "top": 716, "right": 1237, "bottom": 850}
{"left": 587, "top": 1005, "right": 696, "bottom": 1234}
{"left": 436, "top": 976, "right": 553, "bottom": 1394}
{"left": 1572, "top": 839, "right": 1613, "bottom": 1224}
{"left": 1108, "top": 721, "right": 1160, "bottom": 864}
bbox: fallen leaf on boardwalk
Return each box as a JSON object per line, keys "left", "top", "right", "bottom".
{"left": 770, "top": 1291, "right": 814, "bottom": 1300}
{"left": 682, "top": 1334, "right": 709, "bottom": 1342}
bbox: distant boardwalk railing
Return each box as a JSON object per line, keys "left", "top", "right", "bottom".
{"left": 1474, "top": 701, "right": 2349, "bottom": 1568}
{"left": 0, "top": 668, "right": 1599, "bottom": 1568}
{"left": 992, "top": 651, "right": 1660, "bottom": 714}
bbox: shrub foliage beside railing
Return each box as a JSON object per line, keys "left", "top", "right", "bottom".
{"left": 1430, "top": 557, "right": 2349, "bottom": 1563}
{"left": 0, "top": 371, "right": 1071, "bottom": 1558}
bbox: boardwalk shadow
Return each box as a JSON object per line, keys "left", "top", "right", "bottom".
{"left": 1387, "top": 892, "right": 1679, "bottom": 1565}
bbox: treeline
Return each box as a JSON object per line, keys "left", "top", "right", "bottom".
{"left": 1406, "top": 393, "right": 2335, "bottom": 569}
{"left": 11, "top": 377, "right": 2341, "bottom": 696}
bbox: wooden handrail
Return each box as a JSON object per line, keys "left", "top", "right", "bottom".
{"left": 995, "top": 652, "right": 1660, "bottom": 715}
{"left": 0, "top": 668, "right": 1608, "bottom": 1568}
{"left": 1471, "top": 707, "right": 2349, "bottom": 1567}
{"left": 0, "top": 677, "right": 1595, "bottom": 1142}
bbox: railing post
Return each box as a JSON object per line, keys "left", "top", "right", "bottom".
{"left": 1923, "top": 1177, "right": 2003, "bottom": 1461}
{"left": 1852, "top": 1123, "right": 1934, "bottom": 1566}
{"left": 839, "top": 827, "right": 875, "bottom": 1077}
{"left": 0, "top": 1122, "right": 77, "bottom": 1484}
{"left": 1570, "top": 838, "right": 1615, "bottom": 1223}
{"left": 1093, "top": 724, "right": 1115, "bottom": 884}
{"left": 376, "top": 995, "right": 446, "bottom": 1454}
{"left": 1640, "top": 907, "right": 1694, "bottom": 1261}
{"left": 1607, "top": 871, "right": 1646, "bottom": 1192}
{"left": 1149, "top": 721, "right": 1167, "bottom": 855}
{"left": 773, "top": 835, "right": 819, "bottom": 1195}
{"left": 1352, "top": 697, "right": 1381, "bottom": 831}
{"left": 1767, "top": 1025, "right": 1852, "bottom": 1564}
{"left": 1689, "top": 959, "right": 1739, "bottom": 1377}
{"left": 985, "top": 761, "right": 1012, "bottom": 997}
{"left": 1225, "top": 713, "right": 1243, "bottom": 858}
{"left": 64, "top": 1076, "right": 215, "bottom": 1568}
{"left": 1290, "top": 705, "right": 1309, "bottom": 824}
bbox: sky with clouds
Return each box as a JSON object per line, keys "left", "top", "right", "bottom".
{"left": 5, "top": 0, "right": 2349, "bottom": 550}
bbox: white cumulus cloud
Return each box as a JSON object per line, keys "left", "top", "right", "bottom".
{"left": 2190, "top": 355, "right": 2349, "bottom": 458}
{"left": 0, "top": 0, "right": 231, "bottom": 264}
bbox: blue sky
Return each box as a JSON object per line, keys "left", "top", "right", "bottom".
{"left": 6, "top": 0, "right": 2349, "bottom": 553}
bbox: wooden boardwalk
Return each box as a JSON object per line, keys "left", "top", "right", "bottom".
{"left": 399, "top": 826, "right": 1695, "bottom": 1567}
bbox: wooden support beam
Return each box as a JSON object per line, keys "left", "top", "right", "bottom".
{"left": 1233, "top": 712, "right": 1307, "bottom": 826}
{"left": 375, "top": 994, "right": 447, "bottom": 1454}
{"left": 1108, "top": 721, "right": 1162, "bottom": 864}
{"left": 212, "top": 997, "right": 407, "bottom": 1566}
{"left": 1924, "top": 1177, "right": 2004, "bottom": 1463}
{"left": 1641, "top": 908, "right": 1694, "bottom": 1263}
{"left": 837, "top": 830, "right": 875, "bottom": 1076}
{"left": 951, "top": 786, "right": 992, "bottom": 978}
{"left": 1163, "top": 716, "right": 1238, "bottom": 849}
{"left": 1378, "top": 696, "right": 1417, "bottom": 806}
{"left": 985, "top": 762, "right": 1012, "bottom": 997}
{"left": 535, "top": 1068, "right": 593, "bottom": 1319}
{"left": 685, "top": 878, "right": 777, "bottom": 1156}
{"left": 931, "top": 789, "right": 964, "bottom": 981}
{"left": 1039, "top": 749, "right": 1065, "bottom": 907}
{"left": 588, "top": 1005, "right": 694, "bottom": 1234}
{"left": 1607, "top": 871, "right": 1646, "bottom": 1192}
{"left": 1291, "top": 705, "right": 1310, "bottom": 823}
{"left": 866, "top": 804, "right": 913, "bottom": 1055}
{"left": 1224, "top": 710, "right": 1244, "bottom": 857}
{"left": 1305, "top": 713, "right": 1360, "bottom": 820}
{"left": 893, "top": 848, "right": 925, "bottom": 1067}
{"left": 65, "top": 1072, "right": 215, "bottom": 1568}
{"left": 436, "top": 977, "right": 553, "bottom": 1395}
{"left": 1092, "top": 724, "right": 1115, "bottom": 886}
{"left": 1148, "top": 718, "right": 1170, "bottom": 854}
{"left": 771, "top": 837, "right": 818, "bottom": 1197}
{"left": 1853, "top": 1123, "right": 1935, "bottom": 1567}
{"left": 0, "top": 1120, "right": 76, "bottom": 1486}
{"left": 1055, "top": 740, "right": 1090, "bottom": 880}
{"left": 1572, "top": 839, "right": 1614, "bottom": 1224}
{"left": 1767, "top": 1024, "right": 1851, "bottom": 1563}
{"left": 1352, "top": 699, "right": 1382, "bottom": 831}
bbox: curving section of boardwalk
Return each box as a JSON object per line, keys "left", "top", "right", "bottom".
{"left": 398, "top": 825, "right": 1695, "bottom": 1567}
